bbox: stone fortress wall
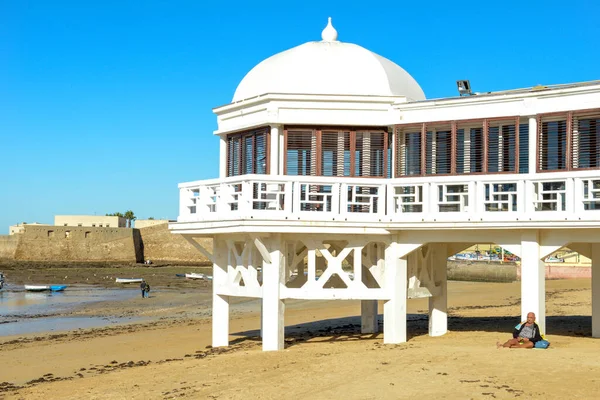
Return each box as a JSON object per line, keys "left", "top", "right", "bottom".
{"left": 0, "top": 223, "right": 211, "bottom": 264}
{"left": 136, "top": 223, "right": 211, "bottom": 263}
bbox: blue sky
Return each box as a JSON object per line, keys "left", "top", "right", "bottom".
{"left": 1, "top": 0, "right": 598, "bottom": 233}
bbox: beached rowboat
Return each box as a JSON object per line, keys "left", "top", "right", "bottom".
{"left": 185, "top": 273, "right": 213, "bottom": 281}
{"left": 24, "top": 285, "right": 50, "bottom": 292}
{"left": 50, "top": 285, "right": 67, "bottom": 292}
{"left": 115, "top": 278, "right": 143, "bottom": 284}
{"left": 185, "top": 273, "right": 205, "bottom": 280}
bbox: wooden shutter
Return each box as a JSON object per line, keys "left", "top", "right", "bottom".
{"left": 226, "top": 128, "right": 268, "bottom": 177}
{"left": 356, "top": 130, "right": 387, "bottom": 177}
{"left": 519, "top": 122, "right": 529, "bottom": 173}
{"left": 321, "top": 130, "right": 350, "bottom": 176}
{"left": 286, "top": 129, "right": 315, "bottom": 176}
{"left": 572, "top": 111, "right": 600, "bottom": 169}
{"left": 426, "top": 125, "right": 452, "bottom": 175}
{"left": 396, "top": 126, "right": 422, "bottom": 176}
{"left": 538, "top": 114, "right": 568, "bottom": 171}
{"left": 456, "top": 122, "right": 484, "bottom": 174}
{"left": 227, "top": 135, "right": 241, "bottom": 177}
{"left": 488, "top": 119, "right": 517, "bottom": 173}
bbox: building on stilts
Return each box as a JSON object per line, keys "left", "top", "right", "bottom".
{"left": 170, "top": 18, "right": 600, "bottom": 350}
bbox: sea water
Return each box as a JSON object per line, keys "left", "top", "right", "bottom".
{"left": 0, "top": 284, "right": 143, "bottom": 336}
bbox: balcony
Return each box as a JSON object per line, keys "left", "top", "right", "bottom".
{"left": 173, "top": 171, "right": 600, "bottom": 234}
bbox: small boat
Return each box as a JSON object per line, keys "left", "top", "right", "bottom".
{"left": 175, "top": 273, "right": 186, "bottom": 278}
{"left": 185, "top": 273, "right": 205, "bottom": 280}
{"left": 50, "top": 285, "right": 67, "bottom": 292}
{"left": 115, "top": 278, "right": 143, "bottom": 284}
{"left": 25, "top": 285, "right": 50, "bottom": 292}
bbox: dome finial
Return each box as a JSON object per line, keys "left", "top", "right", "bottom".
{"left": 321, "top": 17, "right": 338, "bottom": 42}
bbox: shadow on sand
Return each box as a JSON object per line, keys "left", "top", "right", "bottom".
{"left": 229, "top": 314, "right": 593, "bottom": 348}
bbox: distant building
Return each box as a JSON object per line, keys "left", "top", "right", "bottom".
{"left": 54, "top": 215, "right": 126, "bottom": 228}
{"left": 135, "top": 219, "right": 170, "bottom": 229}
{"left": 9, "top": 222, "right": 45, "bottom": 235}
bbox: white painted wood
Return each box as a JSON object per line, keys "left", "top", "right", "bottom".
{"left": 528, "top": 116, "right": 537, "bottom": 176}
{"left": 383, "top": 241, "right": 407, "bottom": 344}
{"left": 361, "top": 300, "right": 378, "bottom": 333}
{"left": 592, "top": 243, "right": 600, "bottom": 338}
{"left": 262, "top": 235, "right": 285, "bottom": 351}
{"left": 219, "top": 135, "right": 227, "bottom": 179}
{"left": 270, "top": 125, "right": 279, "bottom": 175}
{"left": 212, "top": 238, "right": 230, "bottom": 347}
{"left": 520, "top": 230, "right": 546, "bottom": 334}
{"left": 429, "top": 243, "right": 448, "bottom": 337}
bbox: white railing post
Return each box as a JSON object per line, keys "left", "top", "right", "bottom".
{"left": 422, "top": 183, "right": 430, "bottom": 215}
{"left": 386, "top": 183, "right": 394, "bottom": 217}
{"left": 565, "top": 177, "right": 575, "bottom": 214}
{"left": 429, "top": 183, "right": 438, "bottom": 217}
{"left": 378, "top": 183, "right": 386, "bottom": 216}
{"left": 283, "top": 180, "right": 293, "bottom": 213}
{"left": 292, "top": 181, "right": 301, "bottom": 214}
{"left": 516, "top": 180, "right": 526, "bottom": 217}
{"left": 333, "top": 182, "right": 342, "bottom": 216}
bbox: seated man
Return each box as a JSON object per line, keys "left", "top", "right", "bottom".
{"left": 497, "top": 312, "right": 543, "bottom": 348}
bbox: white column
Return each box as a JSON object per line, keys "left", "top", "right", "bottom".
{"left": 528, "top": 116, "right": 537, "bottom": 174}
{"left": 270, "top": 125, "right": 279, "bottom": 175}
{"left": 592, "top": 243, "right": 600, "bottom": 337}
{"left": 262, "top": 235, "right": 285, "bottom": 351}
{"left": 429, "top": 243, "right": 448, "bottom": 336}
{"left": 219, "top": 134, "right": 227, "bottom": 179}
{"left": 383, "top": 241, "right": 407, "bottom": 344}
{"left": 361, "top": 300, "right": 378, "bottom": 333}
{"left": 212, "top": 238, "right": 230, "bottom": 347}
{"left": 520, "top": 230, "right": 545, "bottom": 334}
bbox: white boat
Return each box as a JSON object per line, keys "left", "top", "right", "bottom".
{"left": 185, "top": 273, "right": 205, "bottom": 280}
{"left": 115, "top": 278, "right": 143, "bottom": 284}
{"left": 25, "top": 285, "right": 50, "bottom": 292}
{"left": 185, "top": 273, "right": 213, "bottom": 281}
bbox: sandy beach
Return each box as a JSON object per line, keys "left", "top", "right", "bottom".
{"left": 1, "top": 266, "right": 599, "bottom": 399}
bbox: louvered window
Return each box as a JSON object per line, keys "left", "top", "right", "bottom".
{"left": 572, "top": 113, "right": 600, "bottom": 169}
{"left": 396, "top": 127, "right": 422, "bottom": 176}
{"left": 286, "top": 130, "right": 316, "bottom": 176}
{"left": 519, "top": 123, "right": 529, "bottom": 173}
{"left": 426, "top": 126, "right": 452, "bottom": 175}
{"left": 356, "top": 131, "right": 387, "bottom": 177}
{"left": 456, "top": 123, "right": 484, "bottom": 174}
{"left": 488, "top": 120, "right": 517, "bottom": 173}
{"left": 226, "top": 128, "right": 269, "bottom": 177}
{"left": 539, "top": 116, "right": 567, "bottom": 171}
{"left": 322, "top": 131, "right": 351, "bottom": 176}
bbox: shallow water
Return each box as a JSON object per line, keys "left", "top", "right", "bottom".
{"left": 0, "top": 284, "right": 142, "bottom": 336}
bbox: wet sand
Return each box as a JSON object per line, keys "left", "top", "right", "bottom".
{"left": 1, "top": 268, "right": 599, "bottom": 399}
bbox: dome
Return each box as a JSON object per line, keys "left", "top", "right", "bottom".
{"left": 232, "top": 19, "right": 426, "bottom": 103}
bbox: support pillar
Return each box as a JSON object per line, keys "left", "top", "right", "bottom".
{"left": 429, "top": 243, "right": 448, "bottom": 336}
{"left": 361, "top": 300, "right": 378, "bottom": 333}
{"left": 262, "top": 235, "right": 285, "bottom": 351}
{"left": 219, "top": 135, "right": 227, "bottom": 179}
{"left": 383, "top": 241, "right": 407, "bottom": 344}
{"left": 212, "top": 238, "right": 230, "bottom": 347}
{"left": 528, "top": 116, "right": 537, "bottom": 174}
{"left": 592, "top": 243, "right": 600, "bottom": 337}
{"left": 269, "top": 125, "right": 279, "bottom": 175}
{"left": 520, "top": 231, "right": 546, "bottom": 334}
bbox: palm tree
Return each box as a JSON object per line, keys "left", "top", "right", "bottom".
{"left": 106, "top": 212, "right": 124, "bottom": 217}
{"left": 124, "top": 210, "right": 136, "bottom": 228}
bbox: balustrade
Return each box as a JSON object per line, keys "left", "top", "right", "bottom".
{"left": 177, "top": 172, "right": 600, "bottom": 223}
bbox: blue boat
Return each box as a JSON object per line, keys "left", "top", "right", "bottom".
{"left": 50, "top": 285, "right": 67, "bottom": 292}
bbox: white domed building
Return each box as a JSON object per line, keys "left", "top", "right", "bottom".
{"left": 171, "top": 19, "right": 600, "bottom": 351}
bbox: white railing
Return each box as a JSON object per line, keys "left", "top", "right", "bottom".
{"left": 177, "top": 171, "right": 600, "bottom": 223}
